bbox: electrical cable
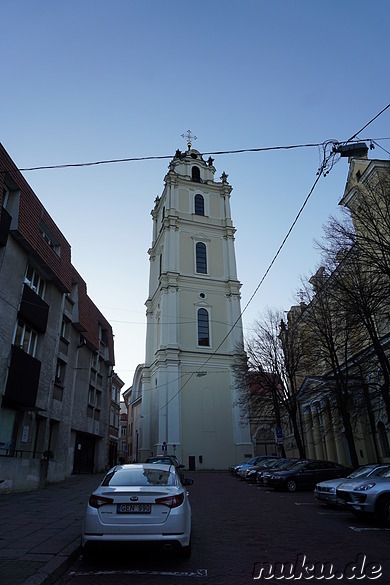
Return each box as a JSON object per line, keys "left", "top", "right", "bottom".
{"left": 153, "top": 104, "right": 390, "bottom": 413}
{"left": 13, "top": 136, "right": 390, "bottom": 172}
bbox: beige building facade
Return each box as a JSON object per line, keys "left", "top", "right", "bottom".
{"left": 286, "top": 154, "right": 390, "bottom": 467}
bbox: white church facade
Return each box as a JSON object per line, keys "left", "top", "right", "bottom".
{"left": 129, "top": 139, "right": 251, "bottom": 470}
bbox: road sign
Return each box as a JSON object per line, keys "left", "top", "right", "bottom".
{"left": 275, "top": 427, "right": 284, "bottom": 445}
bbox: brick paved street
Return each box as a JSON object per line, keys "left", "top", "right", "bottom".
{"left": 56, "top": 471, "right": 390, "bottom": 585}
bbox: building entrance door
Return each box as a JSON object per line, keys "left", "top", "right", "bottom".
{"left": 73, "top": 432, "right": 95, "bottom": 474}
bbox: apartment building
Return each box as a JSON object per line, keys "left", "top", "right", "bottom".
{"left": 0, "top": 143, "right": 115, "bottom": 491}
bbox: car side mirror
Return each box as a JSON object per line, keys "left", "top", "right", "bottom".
{"left": 183, "top": 478, "right": 194, "bottom": 486}
{"left": 179, "top": 464, "right": 185, "bottom": 468}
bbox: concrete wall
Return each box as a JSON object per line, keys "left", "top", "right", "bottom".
{"left": 0, "top": 457, "right": 46, "bottom": 493}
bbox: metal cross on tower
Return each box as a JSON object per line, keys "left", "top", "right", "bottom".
{"left": 181, "top": 130, "right": 197, "bottom": 150}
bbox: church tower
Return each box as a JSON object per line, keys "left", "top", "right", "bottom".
{"left": 138, "top": 135, "right": 251, "bottom": 469}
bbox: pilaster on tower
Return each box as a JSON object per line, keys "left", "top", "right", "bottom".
{"left": 137, "top": 143, "right": 252, "bottom": 469}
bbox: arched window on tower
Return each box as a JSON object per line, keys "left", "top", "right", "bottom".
{"left": 194, "top": 194, "right": 205, "bottom": 216}
{"left": 196, "top": 242, "right": 207, "bottom": 274}
{"left": 197, "top": 308, "right": 210, "bottom": 346}
{"left": 192, "top": 166, "right": 201, "bottom": 183}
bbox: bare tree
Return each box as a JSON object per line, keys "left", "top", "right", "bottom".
{"left": 318, "top": 209, "right": 390, "bottom": 423}
{"left": 297, "top": 272, "right": 361, "bottom": 469}
{"left": 234, "top": 308, "right": 306, "bottom": 458}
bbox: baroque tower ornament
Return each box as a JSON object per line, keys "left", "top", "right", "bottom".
{"left": 181, "top": 129, "right": 197, "bottom": 150}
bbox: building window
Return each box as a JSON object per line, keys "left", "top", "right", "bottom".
{"left": 112, "top": 384, "right": 119, "bottom": 402}
{"left": 88, "top": 386, "right": 95, "bottom": 405}
{"left": 2, "top": 185, "right": 10, "bottom": 208}
{"left": 60, "top": 319, "right": 69, "bottom": 341}
{"left": 198, "top": 308, "right": 210, "bottom": 346}
{"left": 196, "top": 242, "right": 207, "bottom": 274}
{"left": 13, "top": 320, "right": 38, "bottom": 356}
{"left": 192, "top": 166, "right": 201, "bottom": 183}
{"left": 194, "top": 194, "right": 205, "bottom": 216}
{"left": 55, "top": 360, "right": 65, "bottom": 385}
{"left": 39, "top": 220, "right": 61, "bottom": 256}
{"left": 99, "top": 326, "right": 108, "bottom": 346}
{"left": 25, "top": 264, "right": 45, "bottom": 298}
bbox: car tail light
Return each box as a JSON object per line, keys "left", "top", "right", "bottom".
{"left": 89, "top": 494, "right": 114, "bottom": 509}
{"left": 155, "top": 492, "right": 184, "bottom": 508}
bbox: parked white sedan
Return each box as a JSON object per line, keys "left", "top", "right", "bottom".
{"left": 82, "top": 463, "right": 193, "bottom": 556}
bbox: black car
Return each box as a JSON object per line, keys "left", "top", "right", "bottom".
{"left": 265, "top": 459, "right": 351, "bottom": 492}
{"left": 243, "top": 458, "right": 283, "bottom": 482}
{"left": 145, "top": 455, "right": 186, "bottom": 483}
{"left": 256, "top": 458, "right": 301, "bottom": 485}
{"left": 231, "top": 455, "right": 278, "bottom": 477}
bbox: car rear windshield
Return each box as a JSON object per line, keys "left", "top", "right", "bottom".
{"left": 102, "top": 468, "right": 175, "bottom": 486}
{"left": 147, "top": 458, "right": 175, "bottom": 466}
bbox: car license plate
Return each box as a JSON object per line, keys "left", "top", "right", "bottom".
{"left": 117, "top": 503, "right": 151, "bottom": 514}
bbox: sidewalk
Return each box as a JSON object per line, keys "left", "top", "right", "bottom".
{"left": 0, "top": 473, "right": 104, "bottom": 585}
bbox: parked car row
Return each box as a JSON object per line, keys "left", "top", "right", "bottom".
{"left": 232, "top": 456, "right": 390, "bottom": 525}
{"left": 316, "top": 464, "right": 390, "bottom": 524}
{"left": 232, "top": 456, "right": 351, "bottom": 491}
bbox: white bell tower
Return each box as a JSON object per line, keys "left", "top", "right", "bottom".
{"left": 138, "top": 134, "right": 251, "bottom": 469}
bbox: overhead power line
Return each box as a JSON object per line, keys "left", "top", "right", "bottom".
{"left": 155, "top": 102, "right": 390, "bottom": 411}
{"left": 16, "top": 137, "right": 390, "bottom": 172}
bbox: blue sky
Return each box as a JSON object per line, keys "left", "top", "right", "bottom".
{"left": 2, "top": 1, "right": 390, "bottom": 389}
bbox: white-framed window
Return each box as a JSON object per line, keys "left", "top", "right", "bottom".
{"left": 25, "top": 264, "right": 45, "bottom": 298}
{"left": 13, "top": 320, "right": 38, "bottom": 356}
{"left": 197, "top": 308, "right": 210, "bottom": 347}
{"left": 196, "top": 242, "right": 207, "bottom": 274}
{"left": 194, "top": 194, "right": 205, "bottom": 216}
{"left": 192, "top": 166, "right": 201, "bottom": 183}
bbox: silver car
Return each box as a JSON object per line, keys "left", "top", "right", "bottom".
{"left": 82, "top": 463, "right": 193, "bottom": 556}
{"left": 315, "top": 464, "right": 390, "bottom": 506}
{"left": 336, "top": 466, "right": 390, "bottom": 524}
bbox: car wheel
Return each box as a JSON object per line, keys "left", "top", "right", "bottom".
{"left": 376, "top": 495, "right": 390, "bottom": 525}
{"left": 286, "top": 479, "right": 297, "bottom": 492}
